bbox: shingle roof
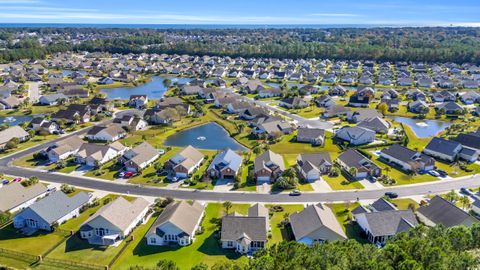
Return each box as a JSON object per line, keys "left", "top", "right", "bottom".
{"left": 0, "top": 126, "right": 29, "bottom": 145}
{"left": 221, "top": 216, "right": 267, "bottom": 241}
{"left": 0, "top": 182, "right": 47, "bottom": 212}
{"left": 371, "top": 198, "right": 397, "bottom": 212}
{"left": 355, "top": 210, "right": 418, "bottom": 237}
{"left": 290, "top": 204, "right": 346, "bottom": 241}
{"left": 417, "top": 196, "right": 478, "bottom": 227}
{"left": 254, "top": 150, "right": 285, "bottom": 173}
{"left": 148, "top": 201, "right": 205, "bottom": 237}
{"left": 424, "top": 137, "right": 461, "bottom": 156}
{"left": 207, "top": 148, "right": 242, "bottom": 174}
{"left": 297, "top": 127, "right": 325, "bottom": 140}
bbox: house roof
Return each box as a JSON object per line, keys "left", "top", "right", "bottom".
{"left": 87, "top": 124, "right": 125, "bottom": 137}
{"left": 0, "top": 182, "right": 47, "bottom": 212}
{"left": 424, "top": 137, "right": 461, "bottom": 156}
{"left": 22, "top": 191, "right": 90, "bottom": 224}
{"left": 254, "top": 150, "right": 285, "bottom": 173}
{"left": 417, "top": 196, "right": 478, "bottom": 227}
{"left": 381, "top": 144, "right": 432, "bottom": 165}
{"left": 297, "top": 153, "right": 332, "bottom": 173}
{"left": 371, "top": 198, "right": 397, "bottom": 212}
{"left": 207, "top": 148, "right": 243, "bottom": 174}
{"left": 0, "top": 126, "right": 29, "bottom": 145}
{"left": 452, "top": 134, "right": 480, "bottom": 150}
{"left": 148, "top": 201, "right": 205, "bottom": 237}
{"left": 297, "top": 127, "right": 325, "bottom": 140}
{"left": 82, "top": 197, "right": 149, "bottom": 232}
{"left": 354, "top": 210, "right": 418, "bottom": 237}
{"left": 248, "top": 203, "right": 269, "bottom": 218}
{"left": 221, "top": 216, "right": 267, "bottom": 242}
{"left": 290, "top": 204, "right": 346, "bottom": 241}
{"left": 357, "top": 117, "right": 390, "bottom": 132}
{"left": 337, "top": 149, "right": 378, "bottom": 171}
{"left": 125, "top": 142, "right": 159, "bottom": 166}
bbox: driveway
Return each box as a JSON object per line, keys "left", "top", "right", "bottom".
{"left": 213, "top": 179, "right": 234, "bottom": 192}
{"left": 26, "top": 81, "right": 41, "bottom": 103}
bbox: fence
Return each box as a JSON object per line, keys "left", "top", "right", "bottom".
{"left": 107, "top": 235, "right": 134, "bottom": 268}
{"left": 0, "top": 247, "right": 39, "bottom": 264}
{"left": 43, "top": 257, "right": 106, "bottom": 270}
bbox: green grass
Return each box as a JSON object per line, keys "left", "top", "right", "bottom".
{"left": 267, "top": 204, "right": 304, "bottom": 245}
{"left": 270, "top": 131, "right": 340, "bottom": 155}
{"left": 0, "top": 225, "right": 66, "bottom": 256}
{"left": 390, "top": 198, "right": 419, "bottom": 210}
{"left": 112, "top": 203, "right": 250, "bottom": 270}
{"left": 0, "top": 135, "right": 58, "bottom": 158}
{"left": 326, "top": 202, "right": 367, "bottom": 243}
{"left": 373, "top": 157, "right": 438, "bottom": 186}
{"left": 322, "top": 174, "right": 364, "bottom": 190}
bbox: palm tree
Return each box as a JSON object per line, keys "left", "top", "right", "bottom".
{"left": 460, "top": 195, "right": 471, "bottom": 210}
{"left": 384, "top": 167, "right": 391, "bottom": 177}
{"left": 223, "top": 201, "right": 233, "bottom": 215}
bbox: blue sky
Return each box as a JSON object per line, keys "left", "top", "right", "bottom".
{"left": 0, "top": 0, "right": 479, "bottom": 25}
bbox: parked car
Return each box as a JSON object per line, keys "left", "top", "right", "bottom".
{"left": 460, "top": 187, "right": 472, "bottom": 196}
{"left": 123, "top": 172, "right": 135, "bottom": 178}
{"left": 118, "top": 171, "right": 126, "bottom": 178}
{"left": 158, "top": 149, "right": 165, "bottom": 155}
{"left": 1, "top": 180, "right": 9, "bottom": 185}
{"left": 385, "top": 192, "right": 398, "bottom": 199}
{"left": 289, "top": 190, "right": 302, "bottom": 196}
{"left": 13, "top": 178, "right": 22, "bottom": 182}
{"left": 428, "top": 170, "right": 440, "bottom": 177}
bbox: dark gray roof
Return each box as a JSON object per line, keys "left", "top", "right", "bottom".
{"left": 417, "top": 196, "right": 478, "bottom": 227}
{"left": 355, "top": 210, "right": 418, "bottom": 237}
{"left": 297, "top": 127, "right": 325, "bottom": 140}
{"left": 290, "top": 204, "right": 346, "bottom": 241}
{"left": 452, "top": 134, "right": 480, "bottom": 150}
{"left": 424, "top": 137, "right": 461, "bottom": 156}
{"left": 371, "top": 198, "right": 397, "bottom": 212}
{"left": 221, "top": 216, "right": 267, "bottom": 241}
{"left": 24, "top": 191, "right": 90, "bottom": 224}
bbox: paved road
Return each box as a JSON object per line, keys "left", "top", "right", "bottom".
{"left": 26, "top": 82, "right": 41, "bottom": 103}
{"left": 0, "top": 109, "right": 479, "bottom": 203}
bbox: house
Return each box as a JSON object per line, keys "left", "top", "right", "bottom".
{"left": 206, "top": 149, "right": 243, "bottom": 180}
{"left": 0, "top": 96, "right": 21, "bottom": 109}
{"left": 98, "top": 77, "right": 114, "bottom": 85}
{"left": 322, "top": 105, "right": 351, "bottom": 118}
{"left": 408, "top": 100, "right": 429, "bottom": 113}
{"left": 452, "top": 133, "right": 480, "bottom": 152}
{"left": 80, "top": 197, "right": 150, "bottom": 245}
{"left": 335, "top": 126, "right": 375, "bottom": 146}
{"left": 252, "top": 118, "right": 293, "bottom": 138}
{"left": 296, "top": 127, "right": 325, "bottom": 146}
{"left": 380, "top": 144, "right": 435, "bottom": 172}
{"left": 329, "top": 85, "right": 347, "bottom": 96}
{"left": 348, "top": 87, "right": 374, "bottom": 107}
{"left": 154, "top": 97, "right": 190, "bottom": 114}
{"left": 460, "top": 91, "right": 480, "bottom": 105}
{"left": 47, "top": 136, "right": 84, "bottom": 162}
{"left": 30, "top": 117, "right": 60, "bottom": 134}
{"left": 0, "top": 182, "right": 48, "bottom": 213}
{"left": 165, "top": 146, "right": 205, "bottom": 179}
{"left": 85, "top": 124, "right": 127, "bottom": 142}
{"left": 290, "top": 204, "right": 346, "bottom": 245}
{"left": 254, "top": 150, "right": 285, "bottom": 183}
{"left": 128, "top": 95, "right": 148, "bottom": 109}
{"left": 336, "top": 149, "right": 381, "bottom": 179}
{"left": 90, "top": 97, "right": 113, "bottom": 112}
{"left": 354, "top": 209, "right": 418, "bottom": 245}
{"left": 123, "top": 142, "right": 160, "bottom": 172}
{"left": 435, "top": 102, "right": 464, "bottom": 115}
{"left": 240, "top": 107, "right": 269, "bottom": 120}
{"left": 296, "top": 153, "right": 332, "bottom": 181}
{"left": 423, "top": 137, "right": 462, "bottom": 162}
{"left": 75, "top": 142, "right": 127, "bottom": 167}
{"left": 146, "top": 201, "right": 205, "bottom": 246}
{"left": 357, "top": 117, "right": 390, "bottom": 134}
{"left": 144, "top": 109, "right": 179, "bottom": 125}
{"left": 406, "top": 89, "right": 426, "bottom": 101}
{"left": 13, "top": 191, "right": 91, "bottom": 232}
{"left": 315, "top": 95, "right": 335, "bottom": 108}
{"left": 0, "top": 126, "right": 30, "bottom": 150}
{"left": 258, "top": 88, "right": 282, "bottom": 98}
{"left": 226, "top": 101, "right": 252, "bottom": 114}
{"left": 348, "top": 109, "right": 382, "bottom": 123}
{"left": 38, "top": 93, "right": 68, "bottom": 105}
{"left": 52, "top": 104, "right": 91, "bottom": 124}
{"left": 279, "top": 97, "right": 309, "bottom": 109}
{"left": 417, "top": 196, "right": 478, "bottom": 227}
{"left": 220, "top": 204, "right": 268, "bottom": 254}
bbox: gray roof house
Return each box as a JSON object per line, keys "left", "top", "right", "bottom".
{"left": 380, "top": 144, "right": 435, "bottom": 172}
{"left": 337, "top": 149, "right": 381, "bottom": 179}
{"left": 417, "top": 196, "right": 478, "bottom": 228}
{"left": 423, "top": 137, "right": 462, "bottom": 162}
{"left": 297, "top": 153, "right": 332, "bottom": 181}
{"left": 220, "top": 204, "right": 268, "bottom": 254}
{"left": 357, "top": 117, "right": 390, "bottom": 134}
{"left": 290, "top": 204, "right": 346, "bottom": 245}
{"left": 80, "top": 197, "right": 150, "bottom": 245}
{"left": 123, "top": 142, "right": 160, "bottom": 172}
{"left": 0, "top": 126, "right": 30, "bottom": 150}
{"left": 335, "top": 126, "right": 375, "bottom": 146}
{"left": 435, "top": 101, "right": 464, "bottom": 115}
{"left": 13, "top": 191, "right": 91, "bottom": 232}
{"left": 0, "top": 182, "right": 48, "bottom": 213}
{"left": 354, "top": 209, "right": 418, "bottom": 245}
{"left": 296, "top": 127, "right": 325, "bottom": 146}
{"left": 206, "top": 149, "right": 243, "bottom": 180}
{"left": 254, "top": 150, "right": 285, "bottom": 183}
{"left": 146, "top": 201, "right": 205, "bottom": 246}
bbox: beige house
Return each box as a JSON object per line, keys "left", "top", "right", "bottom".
{"left": 165, "top": 145, "right": 204, "bottom": 178}
{"left": 0, "top": 182, "right": 48, "bottom": 213}
{"left": 290, "top": 204, "right": 346, "bottom": 245}
{"left": 417, "top": 196, "right": 478, "bottom": 227}
{"left": 0, "top": 126, "right": 30, "bottom": 150}
{"left": 80, "top": 197, "right": 150, "bottom": 246}
{"left": 145, "top": 201, "right": 205, "bottom": 246}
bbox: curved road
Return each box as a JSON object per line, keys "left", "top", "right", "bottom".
{"left": 0, "top": 111, "right": 479, "bottom": 203}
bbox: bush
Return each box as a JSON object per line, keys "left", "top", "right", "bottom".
{"left": 60, "top": 184, "right": 76, "bottom": 194}
{"left": 272, "top": 177, "right": 297, "bottom": 190}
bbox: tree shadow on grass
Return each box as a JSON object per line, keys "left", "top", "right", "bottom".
{"left": 131, "top": 238, "right": 181, "bottom": 257}
{"left": 0, "top": 225, "right": 51, "bottom": 241}
{"left": 63, "top": 234, "right": 109, "bottom": 253}
{"left": 197, "top": 233, "right": 241, "bottom": 259}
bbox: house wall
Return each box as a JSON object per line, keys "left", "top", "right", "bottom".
{"left": 423, "top": 148, "right": 458, "bottom": 162}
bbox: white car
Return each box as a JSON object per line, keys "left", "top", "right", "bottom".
{"left": 428, "top": 170, "right": 440, "bottom": 177}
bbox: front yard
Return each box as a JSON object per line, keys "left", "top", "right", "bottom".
{"left": 267, "top": 204, "right": 304, "bottom": 245}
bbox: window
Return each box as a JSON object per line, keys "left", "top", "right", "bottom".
{"left": 150, "top": 237, "right": 156, "bottom": 244}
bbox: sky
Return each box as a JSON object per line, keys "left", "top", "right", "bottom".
{"left": 0, "top": 0, "right": 479, "bottom": 26}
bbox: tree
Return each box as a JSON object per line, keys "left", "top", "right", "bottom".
{"left": 156, "top": 259, "right": 179, "bottom": 270}
{"left": 377, "top": 102, "right": 389, "bottom": 115}
{"left": 459, "top": 195, "right": 471, "bottom": 210}
{"left": 191, "top": 263, "right": 209, "bottom": 270}
{"left": 5, "top": 137, "right": 19, "bottom": 150}
{"left": 223, "top": 201, "right": 233, "bottom": 215}
{"left": 445, "top": 190, "right": 459, "bottom": 203}
{"left": 163, "top": 78, "right": 172, "bottom": 88}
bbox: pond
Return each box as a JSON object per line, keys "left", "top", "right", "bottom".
{"left": 389, "top": 116, "right": 453, "bottom": 138}
{"left": 101, "top": 76, "right": 194, "bottom": 100}
{"left": 164, "top": 122, "right": 248, "bottom": 151}
{"left": 0, "top": 115, "right": 34, "bottom": 126}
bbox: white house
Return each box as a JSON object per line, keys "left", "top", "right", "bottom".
{"left": 146, "top": 201, "right": 205, "bottom": 246}
{"left": 0, "top": 182, "right": 48, "bottom": 213}
{"left": 335, "top": 126, "right": 375, "bottom": 145}
{"left": 85, "top": 124, "right": 127, "bottom": 142}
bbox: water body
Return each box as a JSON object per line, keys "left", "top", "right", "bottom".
{"left": 390, "top": 116, "right": 453, "bottom": 138}
{"left": 164, "top": 122, "right": 247, "bottom": 151}
{"left": 101, "top": 76, "right": 193, "bottom": 100}
{"left": 0, "top": 115, "right": 34, "bottom": 126}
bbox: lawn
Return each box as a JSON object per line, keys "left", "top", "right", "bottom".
{"left": 390, "top": 198, "right": 419, "bottom": 210}
{"left": 112, "top": 203, "right": 250, "bottom": 270}
{"left": 287, "top": 106, "right": 323, "bottom": 119}
{"left": 0, "top": 135, "right": 58, "bottom": 158}
{"left": 267, "top": 204, "right": 304, "bottom": 245}
{"left": 270, "top": 131, "right": 340, "bottom": 155}
{"left": 372, "top": 157, "right": 438, "bottom": 186}
{"left": 322, "top": 174, "right": 364, "bottom": 190}
{"left": 326, "top": 202, "right": 367, "bottom": 243}
{"left": 0, "top": 224, "right": 67, "bottom": 256}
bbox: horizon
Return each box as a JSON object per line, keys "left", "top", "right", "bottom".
{"left": 0, "top": 0, "right": 479, "bottom": 26}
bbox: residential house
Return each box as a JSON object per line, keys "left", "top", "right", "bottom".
{"left": 315, "top": 95, "right": 335, "bottom": 108}
{"left": 165, "top": 145, "right": 205, "bottom": 179}
{"left": 38, "top": 93, "right": 68, "bottom": 105}
{"left": 13, "top": 191, "right": 91, "bottom": 232}
{"left": 0, "top": 126, "right": 30, "bottom": 150}
{"left": 436, "top": 101, "right": 464, "bottom": 115}
{"left": 296, "top": 153, "right": 332, "bottom": 181}
{"left": 322, "top": 105, "right": 351, "bottom": 118}
{"left": 380, "top": 144, "right": 435, "bottom": 172}
{"left": 240, "top": 107, "right": 269, "bottom": 120}
{"left": 423, "top": 137, "right": 462, "bottom": 162}
{"left": 252, "top": 118, "right": 293, "bottom": 138}
{"left": 258, "top": 88, "right": 282, "bottom": 98}
{"left": 154, "top": 97, "right": 190, "bottom": 114}
{"left": 128, "top": 95, "right": 148, "bottom": 109}
{"left": 336, "top": 149, "right": 381, "bottom": 179}
{"left": 206, "top": 149, "right": 243, "bottom": 180}
{"left": 335, "top": 126, "right": 375, "bottom": 146}
{"left": 279, "top": 97, "right": 309, "bottom": 109}
{"left": 290, "top": 203, "right": 346, "bottom": 244}
{"left": 0, "top": 182, "right": 48, "bottom": 213}
{"left": 0, "top": 96, "right": 21, "bottom": 109}
{"left": 417, "top": 196, "right": 478, "bottom": 227}
{"left": 460, "top": 91, "right": 480, "bottom": 105}
{"left": 123, "top": 142, "right": 160, "bottom": 172}
{"left": 75, "top": 142, "right": 127, "bottom": 167}
{"left": 220, "top": 204, "right": 268, "bottom": 254}
{"left": 348, "top": 109, "right": 382, "bottom": 123}
{"left": 85, "top": 124, "right": 127, "bottom": 142}
{"left": 329, "top": 85, "right": 347, "bottom": 96}
{"left": 357, "top": 117, "right": 390, "bottom": 134}
{"left": 52, "top": 104, "right": 91, "bottom": 124}
{"left": 146, "top": 201, "right": 205, "bottom": 246}
{"left": 254, "top": 150, "right": 285, "bottom": 183}
{"left": 80, "top": 197, "right": 150, "bottom": 245}
{"left": 348, "top": 87, "right": 374, "bottom": 107}
{"left": 296, "top": 127, "right": 325, "bottom": 146}
{"left": 408, "top": 100, "right": 429, "bottom": 114}
{"left": 30, "top": 117, "right": 59, "bottom": 134}
{"left": 46, "top": 136, "right": 84, "bottom": 162}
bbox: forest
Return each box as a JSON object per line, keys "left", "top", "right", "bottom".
{"left": 127, "top": 224, "right": 480, "bottom": 270}
{"left": 1, "top": 27, "right": 480, "bottom": 63}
